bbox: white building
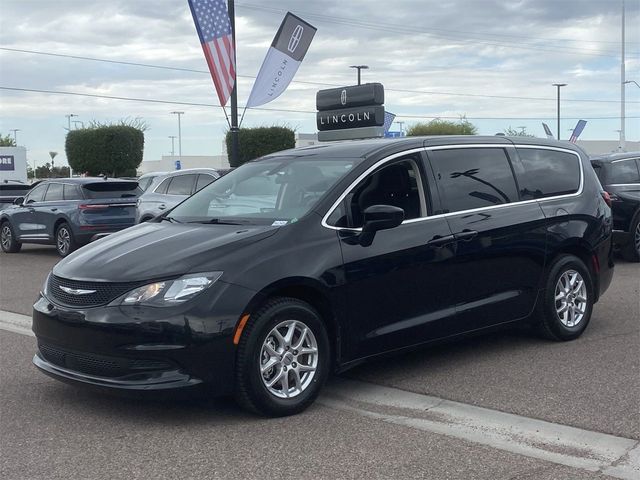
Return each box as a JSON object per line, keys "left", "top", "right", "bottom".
{"left": 0, "top": 146, "right": 28, "bottom": 183}
{"left": 138, "top": 155, "right": 230, "bottom": 174}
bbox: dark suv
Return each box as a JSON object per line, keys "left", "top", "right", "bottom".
{"left": 590, "top": 152, "right": 640, "bottom": 261}
{"left": 32, "top": 137, "right": 613, "bottom": 416}
{"left": 1, "top": 178, "right": 141, "bottom": 256}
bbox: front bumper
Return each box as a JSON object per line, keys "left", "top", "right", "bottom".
{"left": 32, "top": 280, "right": 258, "bottom": 395}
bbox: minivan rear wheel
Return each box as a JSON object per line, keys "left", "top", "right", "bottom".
{"left": 534, "top": 255, "right": 593, "bottom": 341}
{"left": 234, "top": 297, "right": 330, "bottom": 417}
{"left": 0, "top": 221, "right": 21, "bottom": 253}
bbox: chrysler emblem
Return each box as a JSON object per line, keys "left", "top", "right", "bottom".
{"left": 340, "top": 89, "right": 347, "bottom": 106}
{"left": 59, "top": 286, "right": 96, "bottom": 295}
{"left": 288, "top": 25, "right": 304, "bottom": 53}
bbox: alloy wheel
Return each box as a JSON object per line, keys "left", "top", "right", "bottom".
{"left": 635, "top": 221, "right": 640, "bottom": 255}
{"left": 259, "top": 320, "right": 318, "bottom": 399}
{"left": 57, "top": 228, "right": 70, "bottom": 255}
{"left": 1, "top": 225, "right": 11, "bottom": 250}
{"left": 554, "top": 270, "right": 588, "bottom": 328}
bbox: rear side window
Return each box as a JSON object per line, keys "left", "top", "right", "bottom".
{"left": 44, "top": 183, "right": 64, "bottom": 201}
{"left": 608, "top": 159, "right": 640, "bottom": 184}
{"left": 166, "top": 174, "right": 196, "bottom": 195}
{"left": 82, "top": 182, "right": 142, "bottom": 199}
{"left": 138, "top": 176, "right": 155, "bottom": 191}
{"left": 517, "top": 148, "right": 580, "bottom": 199}
{"left": 64, "top": 184, "right": 83, "bottom": 200}
{"left": 429, "top": 148, "right": 518, "bottom": 214}
{"left": 195, "top": 174, "right": 216, "bottom": 191}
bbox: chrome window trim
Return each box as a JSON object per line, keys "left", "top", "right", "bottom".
{"left": 611, "top": 157, "right": 639, "bottom": 164}
{"left": 321, "top": 144, "right": 584, "bottom": 232}
{"left": 608, "top": 184, "right": 640, "bottom": 187}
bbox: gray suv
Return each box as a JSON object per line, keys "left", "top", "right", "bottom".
{"left": 135, "top": 168, "right": 219, "bottom": 223}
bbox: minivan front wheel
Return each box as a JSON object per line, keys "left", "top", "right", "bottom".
{"left": 235, "top": 297, "right": 330, "bottom": 417}
{"left": 622, "top": 215, "right": 640, "bottom": 262}
{"left": 55, "top": 223, "right": 77, "bottom": 257}
{"left": 0, "top": 221, "right": 21, "bottom": 253}
{"left": 535, "top": 255, "right": 593, "bottom": 341}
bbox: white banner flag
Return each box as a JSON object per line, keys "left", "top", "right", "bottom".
{"left": 246, "top": 13, "right": 316, "bottom": 108}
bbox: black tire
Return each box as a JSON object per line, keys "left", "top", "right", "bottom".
{"left": 55, "top": 222, "right": 78, "bottom": 257}
{"left": 235, "top": 297, "right": 330, "bottom": 417}
{"left": 534, "top": 255, "right": 594, "bottom": 341}
{"left": 0, "top": 221, "right": 22, "bottom": 253}
{"left": 621, "top": 214, "right": 640, "bottom": 263}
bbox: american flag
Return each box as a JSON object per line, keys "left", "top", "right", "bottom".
{"left": 383, "top": 111, "right": 396, "bottom": 133}
{"left": 188, "top": 0, "right": 236, "bottom": 106}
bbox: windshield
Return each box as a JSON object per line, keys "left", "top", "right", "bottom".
{"left": 169, "top": 156, "right": 359, "bottom": 225}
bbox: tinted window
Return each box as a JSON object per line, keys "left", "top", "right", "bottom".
{"left": 196, "top": 174, "right": 215, "bottom": 192}
{"left": 64, "top": 184, "right": 83, "bottom": 200}
{"left": 166, "top": 174, "right": 196, "bottom": 195}
{"left": 608, "top": 159, "right": 640, "bottom": 184}
{"left": 83, "top": 182, "right": 141, "bottom": 199}
{"left": 517, "top": 148, "right": 580, "bottom": 199}
{"left": 25, "top": 184, "right": 48, "bottom": 203}
{"left": 138, "top": 176, "right": 155, "bottom": 191}
{"left": 155, "top": 178, "right": 171, "bottom": 194}
{"left": 329, "top": 158, "right": 424, "bottom": 228}
{"left": 44, "top": 183, "right": 64, "bottom": 201}
{"left": 429, "top": 148, "right": 518, "bottom": 213}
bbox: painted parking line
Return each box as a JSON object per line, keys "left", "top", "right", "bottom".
{"left": 0, "top": 309, "right": 33, "bottom": 336}
{"left": 320, "top": 379, "right": 639, "bottom": 480}
{"left": 2, "top": 308, "right": 637, "bottom": 479}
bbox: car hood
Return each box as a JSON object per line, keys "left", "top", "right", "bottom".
{"left": 54, "top": 222, "right": 279, "bottom": 282}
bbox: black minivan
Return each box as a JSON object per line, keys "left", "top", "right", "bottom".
{"left": 32, "top": 137, "right": 614, "bottom": 416}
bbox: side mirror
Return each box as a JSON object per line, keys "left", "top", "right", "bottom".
{"left": 362, "top": 205, "right": 404, "bottom": 233}
{"left": 359, "top": 205, "right": 404, "bottom": 247}
{"left": 13, "top": 197, "right": 24, "bottom": 206}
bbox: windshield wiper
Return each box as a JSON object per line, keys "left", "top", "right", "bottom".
{"left": 158, "top": 216, "right": 181, "bottom": 223}
{"left": 187, "top": 218, "right": 248, "bottom": 225}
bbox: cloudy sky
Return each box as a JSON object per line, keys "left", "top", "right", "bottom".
{"left": 1, "top": 0, "right": 639, "bottom": 168}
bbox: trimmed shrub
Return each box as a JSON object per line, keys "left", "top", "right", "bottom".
{"left": 406, "top": 118, "right": 477, "bottom": 136}
{"left": 226, "top": 126, "right": 295, "bottom": 168}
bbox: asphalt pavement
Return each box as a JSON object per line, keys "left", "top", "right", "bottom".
{"left": 0, "top": 245, "right": 638, "bottom": 479}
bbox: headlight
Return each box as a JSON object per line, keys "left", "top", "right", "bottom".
{"left": 119, "top": 272, "right": 223, "bottom": 306}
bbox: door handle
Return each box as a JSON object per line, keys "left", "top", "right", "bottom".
{"left": 50, "top": 208, "right": 57, "bottom": 212}
{"left": 455, "top": 229, "right": 478, "bottom": 241}
{"left": 427, "top": 234, "right": 455, "bottom": 247}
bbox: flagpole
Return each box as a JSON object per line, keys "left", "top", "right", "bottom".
{"left": 228, "top": 0, "right": 240, "bottom": 167}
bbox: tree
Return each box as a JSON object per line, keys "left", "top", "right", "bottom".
{"left": 65, "top": 119, "right": 145, "bottom": 176}
{"left": 0, "top": 133, "right": 16, "bottom": 146}
{"left": 33, "top": 163, "right": 70, "bottom": 179}
{"left": 504, "top": 126, "right": 536, "bottom": 137}
{"left": 225, "top": 126, "right": 295, "bottom": 168}
{"left": 406, "top": 117, "right": 477, "bottom": 136}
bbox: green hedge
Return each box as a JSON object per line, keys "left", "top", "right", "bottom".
{"left": 65, "top": 125, "right": 144, "bottom": 176}
{"left": 226, "top": 126, "right": 295, "bottom": 168}
{"left": 406, "top": 118, "right": 477, "bottom": 136}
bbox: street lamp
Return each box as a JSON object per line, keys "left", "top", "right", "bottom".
{"left": 9, "top": 129, "right": 20, "bottom": 146}
{"left": 170, "top": 112, "right": 184, "bottom": 163}
{"left": 349, "top": 65, "right": 369, "bottom": 85}
{"left": 624, "top": 80, "right": 640, "bottom": 88}
{"left": 168, "top": 136, "right": 177, "bottom": 156}
{"left": 65, "top": 113, "right": 77, "bottom": 132}
{"left": 552, "top": 83, "right": 567, "bottom": 140}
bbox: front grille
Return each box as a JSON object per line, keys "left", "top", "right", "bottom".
{"left": 38, "top": 343, "right": 172, "bottom": 378}
{"left": 48, "top": 275, "right": 145, "bottom": 308}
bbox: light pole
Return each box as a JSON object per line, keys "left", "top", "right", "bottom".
{"left": 168, "top": 136, "right": 177, "bottom": 156}
{"left": 624, "top": 80, "right": 639, "bottom": 88}
{"left": 552, "top": 83, "right": 567, "bottom": 140}
{"left": 397, "top": 121, "right": 405, "bottom": 137}
{"left": 65, "top": 113, "right": 77, "bottom": 132}
{"left": 9, "top": 129, "right": 20, "bottom": 145}
{"left": 349, "top": 65, "right": 369, "bottom": 85}
{"left": 170, "top": 112, "right": 184, "bottom": 163}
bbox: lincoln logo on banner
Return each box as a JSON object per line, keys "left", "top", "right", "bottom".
{"left": 246, "top": 13, "right": 316, "bottom": 108}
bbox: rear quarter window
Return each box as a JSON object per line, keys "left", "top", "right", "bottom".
{"left": 82, "top": 182, "right": 142, "bottom": 199}
{"left": 516, "top": 148, "right": 581, "bottom": 199}
{"left": 607, "top": 159, "right": 640, "bottom": 184}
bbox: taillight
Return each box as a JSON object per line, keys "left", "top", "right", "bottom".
{"left": 601, "top": 191, "right": 612, "bottom": 208}
{"left": 79, "top": 204, "right": 109, "bottom": 210}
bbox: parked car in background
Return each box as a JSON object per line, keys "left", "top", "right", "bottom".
{"left": 0, "top": 180, "right": 32, "bottom": 211}
{"left": 135, "top": 168, "right": 219, "bottom": 223}
{"left": 0, "top": 178, "right": 141, "bottom": 256}
{"left": 31, "top": 137, "right": 613, "bottom": 417}
{"left": 136, "top": 171, "right": 167, "bottom": 192}
{"left": 591, "top": 152, "right": 640, "bottom": 262}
